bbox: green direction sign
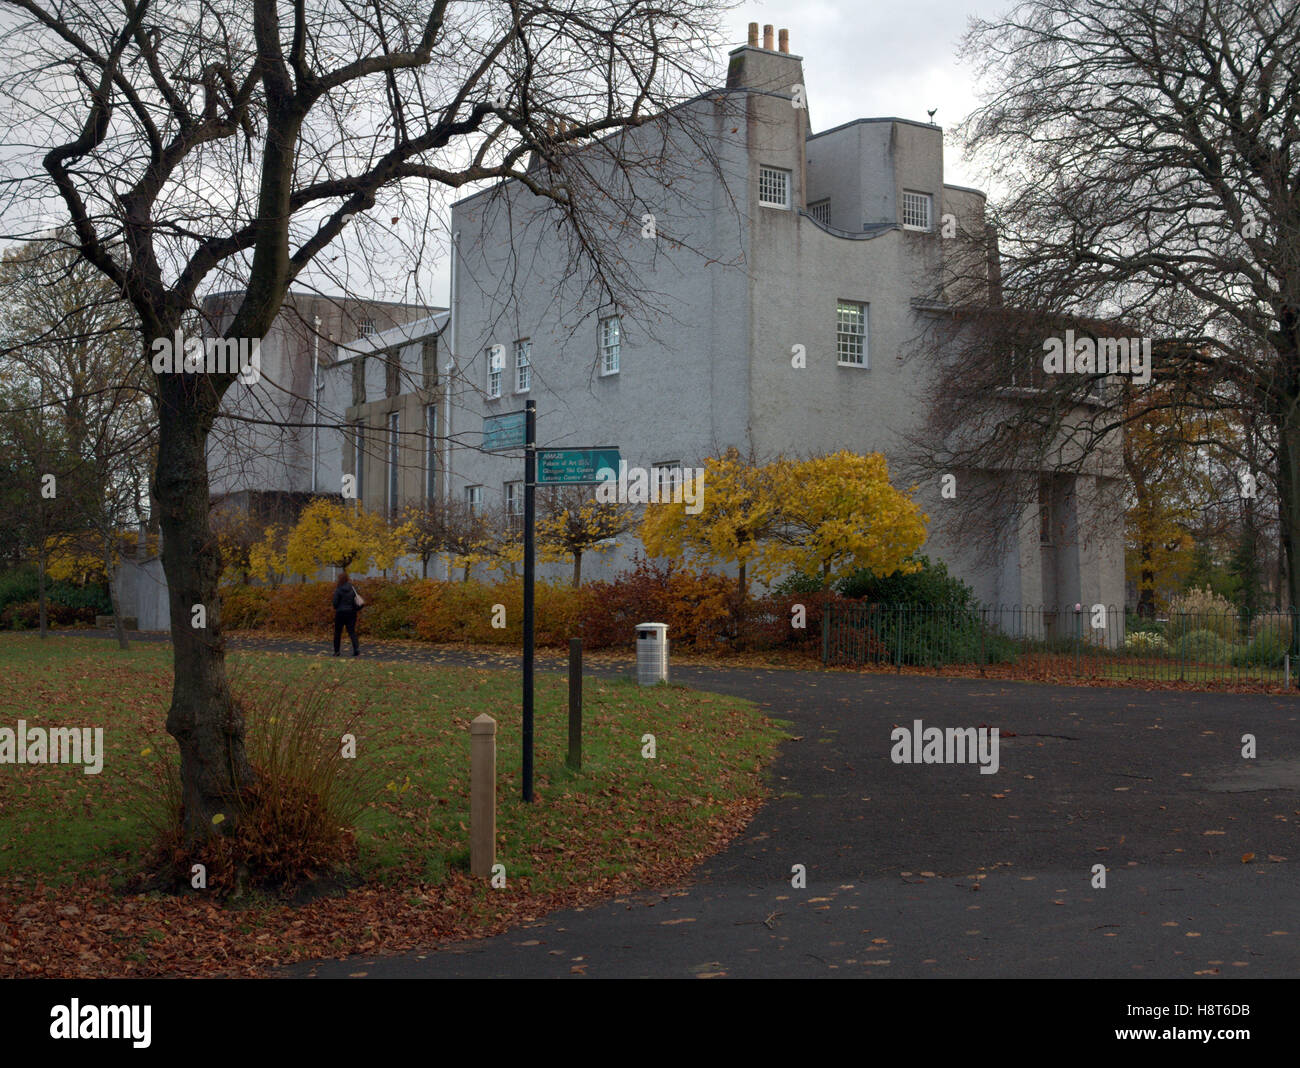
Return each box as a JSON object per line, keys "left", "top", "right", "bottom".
{"left": 537, "top": 447, "right": 621, "bottom": 485}
{"left": 483, "top": 411, "right": 527, "bottom": 451}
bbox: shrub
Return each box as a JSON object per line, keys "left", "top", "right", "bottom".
{"left": 770, "top": 571, "right": 827, "bottom": 596}
{"left": 0, "top": 599, "right": 93, "bottom": 630}
{"left": 0, "top": 567, "right": 40, "bottom": 613}
{"left": 221, "top": 584, "right": 271, "bottom": 629}
{"left": 1177, "top": 628, "right": 1235, "bottom": 665}
{"left": 1168, "top": 586, "right": 1240, "bottom": 641}
{"left": 1249, "top": 610, "right": 1293, "bottom": 646}
{"left": 735, "top": 590, "right": 833, "bottom": 651}
{"left": 0, "top": 568, "right": 111, "bottom": 626}
{"left": 1232, "top": 629, "right": 1288, "bottom": 668}
{"left": 837, "top": 555, "right": 977, "bottom": 609}
{"left": 265, "top": 581, "right": 335, "bottom": 634}
{"left": 1123, "top": 631, "right": 1168, "bottom": 655}
{"left": 135, "top": 666, "right": 381, "bottom": 897}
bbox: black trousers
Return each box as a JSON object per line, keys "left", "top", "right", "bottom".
{"left": 333, "top": 609, "right": 359, "bottom": 654}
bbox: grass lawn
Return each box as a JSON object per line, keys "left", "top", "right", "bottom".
{"left": 0, "top": 634, "right": 785, "bottom": 976}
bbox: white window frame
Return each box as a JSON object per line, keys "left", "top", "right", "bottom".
{"left": 902, "top": 190, "right": 932, "bottom": 231}
{"left": 836, "top": 300, "right": 869, "bottom": 367}
{"left": 505, "top": 481, "right": 523, "bottom": 517}
{"left": 487, "top": 345, "right": 504, "bottom": 398}
{"left": 759, "top": 166, "right": 791, "bottom": 209}
{"left": 352, "top": 421, "right": 365, "bottom": 502}
{"left": 514, "top": 339, "right": 531, "bottom": 393}
{"left": 387, "top": 411, "right": 400, "bottom": 513}
{"left": 358, "top": 317, "right": 376, "bottom": 337}
{"left": 465, "top": 485, "right": 483, "bottom": 514}
{"left": 599, "top": 316, "right": 621, "bottom": 375}
{"left": 424, "top": 404, "right": 437, "bottom": 501}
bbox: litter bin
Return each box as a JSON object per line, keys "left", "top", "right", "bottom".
{"left": 636, "top": 622, "right": 669, "bottom": 685}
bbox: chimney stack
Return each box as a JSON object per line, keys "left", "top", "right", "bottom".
{"left": 748, "top": 22, "right": 758, "bottom": 46}
{"left": 778, "top": 28, "right": 789, "bottom": 53}
{"left": 762, "top": 24, "right": 773, "bottom": 50}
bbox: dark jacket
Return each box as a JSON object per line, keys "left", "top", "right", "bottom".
{"left": 332, "top": 583, "right": 360, "bottom": 613}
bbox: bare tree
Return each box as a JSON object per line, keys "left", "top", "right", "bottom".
{"left": 0, "top": 0, "right": 732, "bottom": 841}
{"left": 0, "top": 236, "right": 153, "bottom": 644}
{"left": 902, "top": 0, "right": 1300, "bottom": 630}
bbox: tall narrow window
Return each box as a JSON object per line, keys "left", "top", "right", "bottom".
{"left": 421, "top": 338, "right": 438, "bottom": 390}
{"left": 836, "top": 301, "right": 868, "bottom": 366}
{"left": 424, "top": 404, "right": 437, "bottom": 501}
{"left": 1039, "top": 478, "right": 1053, "bottom": 545}
{"left": 599, "top": 316, "right": 621, "bottom": 375}
{"left": 487, "top": 345, "right": 504, "bottom": 397}
{"left": 515, "top": 339, "right": 531, "bottom": 392}
{"left": 352, "top": 358, "right": 366, "bottom": 406}
{"left": 387, "top": 411, "right": 400, "bottom": 514}
{"left": 465, "top": 485, "right": 483, "bottom": 514}
{"left": 352, "top": 421, "right": 365, "bottom": 503}
{"left": 504, "top": 481, "right": 523, "bottom": 526}
{"left": 385, "top": 350, "right": 400, "bottom": 397}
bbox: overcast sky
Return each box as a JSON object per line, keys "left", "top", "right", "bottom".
{"left": 721, "top": 1, "right": 1002, "bottom": 189}
{"left": 402, "top": 1, "right": 1010, "bottom": 306}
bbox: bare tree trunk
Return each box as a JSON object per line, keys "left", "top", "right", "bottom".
{"left": 572, "top": 550, "right": 582, "bottom": 588}
{"left": 155, "top": 394, "right": 255, "bottom": 842}
{"left": 1276, "top": 411, "right": 1300, "bottom": 657}
{"left": 103, "top": 536, "right": 129, "bottom": 650}
{"left": 37, "top": 547, "right": 48, "bottom": 639}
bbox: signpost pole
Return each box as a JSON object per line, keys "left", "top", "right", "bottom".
{"left": 522, "top": 400, "right": 536, "bottom": 802}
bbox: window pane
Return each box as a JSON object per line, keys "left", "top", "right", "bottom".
{"left": 836, "top": 301, "right": 868, "bottom": 366}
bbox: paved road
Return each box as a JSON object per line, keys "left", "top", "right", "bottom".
{"left": 256, "top": 646, "right": 1299, "bottom": 979}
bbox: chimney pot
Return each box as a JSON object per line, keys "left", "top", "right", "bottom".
{"left": 763, "top": 24, "right": 773, "bottom": 50}
{"left": 748, "top": 22, "right": 758, "bottom": 46}
{"left": 779, "top": 29, "right": 789, "bottom": 53}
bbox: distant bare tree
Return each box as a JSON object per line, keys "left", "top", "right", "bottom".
{"left": 902, "top": 0, "right": 1300, "bottom": 628}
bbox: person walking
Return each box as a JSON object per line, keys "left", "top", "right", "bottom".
{"left": 332, "top": 571, "right": 364, "bottom": 657}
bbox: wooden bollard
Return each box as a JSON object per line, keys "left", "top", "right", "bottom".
{"left": 470, "top": 713, "right": 496, "bottom": 877}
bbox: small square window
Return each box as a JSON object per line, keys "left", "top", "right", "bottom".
{"left": 836, "top": 301, "right": 868, "bottom": 367}
{"left": 759, "top": 166, "right": 791, "bottom": 209}
{"left": 358, "top": 317, "right": 376, "bottom": 337}
{"left": 599, "top": 316, "right": 621, "bottom": 375}
{"left": 808, "top": 199, "right": 831, "bottom": 225}
{"left": 902, "top": 191, "right": 932, "bottom": 231}
{"left": 652, "top": 462, "right": 683, "bottom": 502}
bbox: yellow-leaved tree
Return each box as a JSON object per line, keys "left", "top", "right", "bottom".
{"left": 640, "top": 447, "right": 782, "bottom": 599}
{"left": 538, "top": 486, "right": 636, "bottom": 586}
{"left": 767, "top": 451, "right": 927, "bottom": 587}
{"left": 285, "top": 499, "right": 402, "bottom": 579}
{"left": 248, "top": 522, "right": 291, "bottom": 589}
